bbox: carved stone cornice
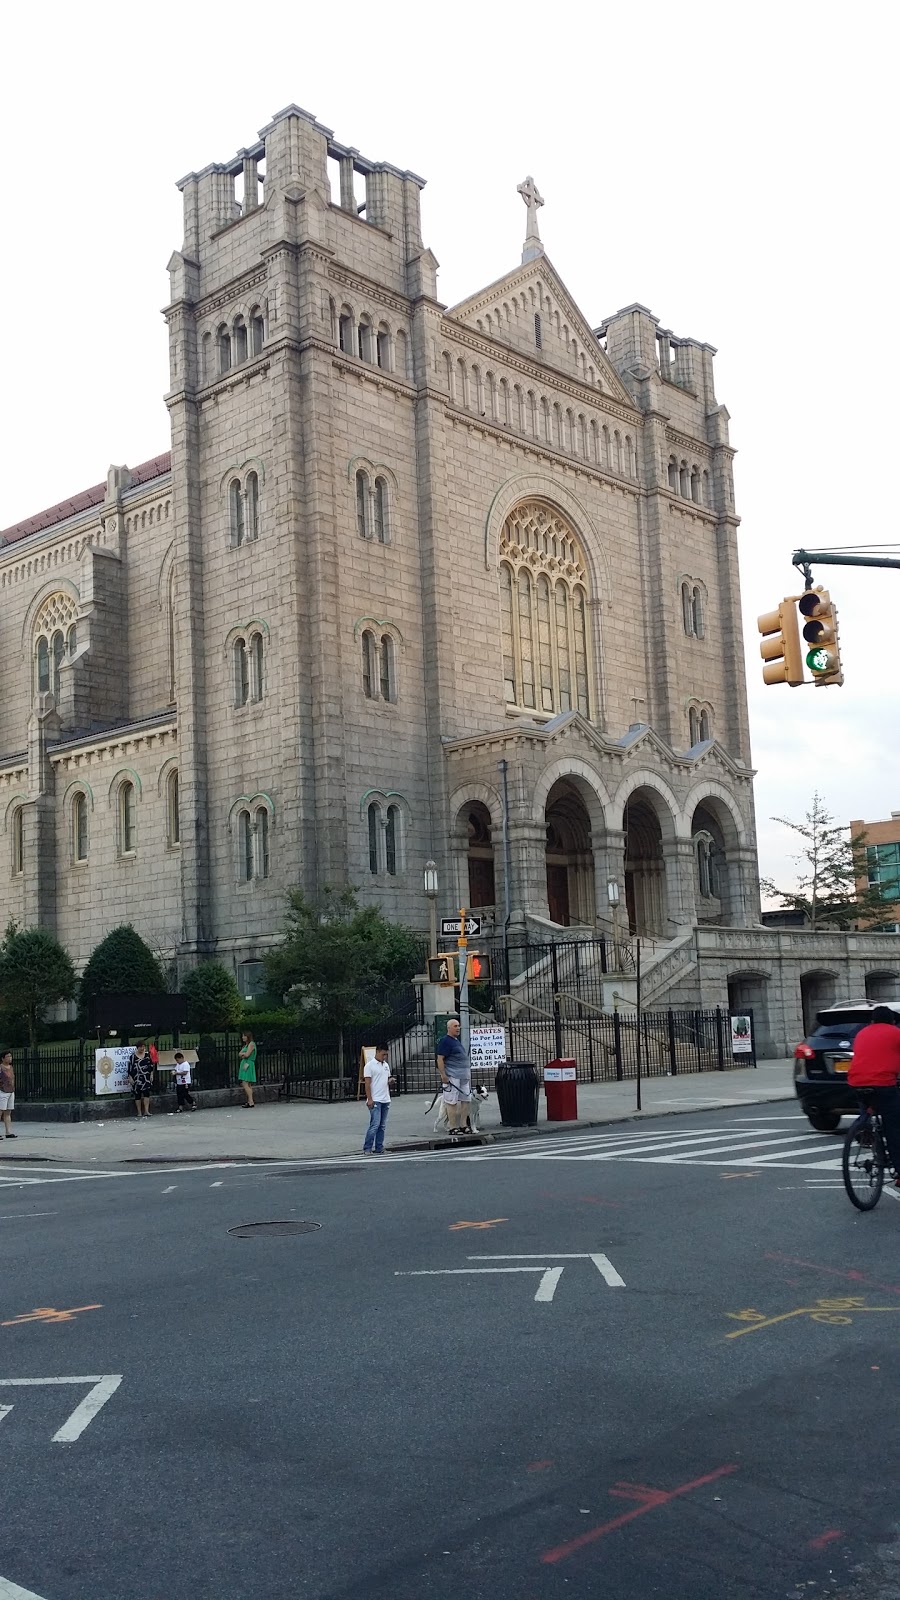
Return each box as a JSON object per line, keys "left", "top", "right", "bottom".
{"left": 444, "top": 410, "right": 640, "bottom": 499}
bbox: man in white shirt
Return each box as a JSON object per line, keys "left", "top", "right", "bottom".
{"left": 363, "top": 1042, "right": 394, "bottom": 1154}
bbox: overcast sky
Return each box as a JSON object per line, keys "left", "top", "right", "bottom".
{"left": 2, "top": 1, "right": 896, "bottom": 890}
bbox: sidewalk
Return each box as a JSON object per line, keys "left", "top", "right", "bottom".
{"left": 0, "top": 1061, "right": 796, "bottom": 1165}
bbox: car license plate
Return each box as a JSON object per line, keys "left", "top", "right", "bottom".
{"left": 832, "top": 1058, "right": 851, "bottom": 1074}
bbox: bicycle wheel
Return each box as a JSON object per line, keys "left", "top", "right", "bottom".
{"left": 842, "top": 1117, "right": 885, "bottom": 1210}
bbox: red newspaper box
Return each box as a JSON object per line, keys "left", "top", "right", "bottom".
{"left": 544, "top": 1058, "right": 577, "bottom": 1121}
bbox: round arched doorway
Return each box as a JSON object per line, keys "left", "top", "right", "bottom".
{"left": 623, "top": 790, "right": 669, "bottom": 936}
{"left": 545, "top": 780, "right": 595, "bottom": 927}
{"left": 466, "top": 802, "right": 496, "bottom": 908}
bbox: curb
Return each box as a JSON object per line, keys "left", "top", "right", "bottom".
{"left": 0, "top": 1090, "right": 797, "bottom": 1166}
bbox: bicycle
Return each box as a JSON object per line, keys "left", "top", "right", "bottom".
{"left": 842, "top": 1100, "right": 895, "bottom": 1210}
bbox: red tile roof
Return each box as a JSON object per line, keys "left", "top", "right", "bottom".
{"left": 0, "top": 452, "right": 172, "bottom": 547}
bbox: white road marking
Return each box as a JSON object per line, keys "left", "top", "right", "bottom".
{"left": 0, "top": 1375, "right": 122, "bottom": 1443}
{"left": 161, "top": 1186, "right": 176, "bottom": 1194}
{"left": 0, "top": 1574, "right": 52, "bottom": 1599}
{"left": 470, "top": 1251, "right": 627, "bottom": 1287}
{"left": 0, "top": 1212, "right": 57, "bottom": 1220}
{"left": 653, "top": 1134, "right": 825, "bottom": 1163}
{"left": 210, "top": 1181, "right": 223, "bottom": 1188}
{"left": 534, "top": 1267, "right": 564, "bottom": 1302}
{"left": 0, "top": 1405, "right": 13, "bottom": 1423}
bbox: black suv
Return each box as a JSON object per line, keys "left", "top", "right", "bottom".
{"left": 794, "top": 999, "right": 900, "bottom": 1130}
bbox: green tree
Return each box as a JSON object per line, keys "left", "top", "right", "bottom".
{"left": 182, "top": 962, "right": 242, "bottom": 1032}
{"left": 79, "top": 924, "right": 165, "bottom": 1020}
{"left": 264, "top": 887, "right": 423, "bottom": 1060}
{"left": 760, "top": 791, "right": 890, "bottom": 931}
{"left": 0, "top": 922, "right": 77, "bottom": 1046}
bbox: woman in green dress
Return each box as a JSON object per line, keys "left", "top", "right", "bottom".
{"left": 238, "top": 1031, "right": 257, "bottom": 1107}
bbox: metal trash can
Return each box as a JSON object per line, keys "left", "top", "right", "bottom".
{"left": 544, "top": 1058, "right": 578, "bottom": 1121}
{"left": 495, "top": 1060, "right": 540, "bottom": 1126}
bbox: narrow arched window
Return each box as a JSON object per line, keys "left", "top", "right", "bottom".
{"left": 230, "top": 479, "right": 244, "bottom": 546}
{"left": 689, "top": 707, "right": 700, "bottom": 746}
{"left": 682, "top": 582, "right": 693, "bottom": 635}
{"left": 537, "top": 576, "right": 553, "bottom": 711}
{"left": 233, "top": 316, "right": 248, "bottom": 364}
{"left": 239, "top": 810, "right": 253, "bottom": 881}
{"left": 51, "top": 631, "right": 64, "bottom": 693}
{"left": 356, "top": 470, "right": 370, "bottom": 540}
{"left": 385, "top": 806, "right": 398, "bottom": 875}
{"left": 692, "top": 587, "right": 704, "bottom": 639}
{"left": 376, "top": 325, "right": 391, "bottom": 369}
{"left": 680, "top": 463, "right": 690, "bottom": 497}
{"left": 67, "top": 624, "right": 77, "bottom": 656}
{"left": 380, "top": 635, "right": 394, "bottom": 703}
{"left": 699, "top": 707, "right": 711, "bottom": 742}
{"left": 362, "top": 632, "right": 377, "bottom": 699}
{"left": 256, "top": 808, "right": 270, "bottom": 879}
{"left": 373, "top": 478, "right": 387, "bottom": 544}
{"left": 668, "top": 458, "right": 678, "bottom": 491}
{"left": 696, "top": 836, "right": 711, "bottom": 898}
{"left": 11, "top": 806, "right": 24, "bottom": 875}
{"left": 234, "top": 639, "right": 249, "bottom": 706}
{"left": 339, "top": 309, "right": 354, "bottom": 354}
{"left": 218, "top": 325, "right": 231, "bottom": 374}
{"left": 167, "top": 770, "right": 180, "bottom": 846}
{"left": 73, "top": 792, "right": 88, "bottom": 862}
{"left": 119, "top": 781, "right": 136, "bottom": 855}
{"left": 534, "top": 312, "right": 542, "bottom": 348}
{"left": 36, "top": 637, "right": 50, "bottom": 693}
{"left": 249, "top": 634, "right": 264, "bottom": 702}
{"left": 500, "top": 563, "right": 515, "bottom": 703}
{"left": 250, "top": 308, "right": 264, "bottom": 355}
{"left": 690, "top": 467, "right": 700, "bottom": 502}
{"left": 517, "top": 568, "right": 536, "bottom": 709}
{"left": 367, "top": 802, "right": 379, "bottom": 874}
{"left": 245, "top": 472, "right": 259, "bottom": 541}
{"left": 358, "top": 318, "right": 373, "bottom": 362}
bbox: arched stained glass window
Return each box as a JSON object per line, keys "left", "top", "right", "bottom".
{"left": 499, "top": 501, "right": 594, "bottom": 719}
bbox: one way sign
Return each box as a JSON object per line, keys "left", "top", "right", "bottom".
{"left": 440, "top": 916, "right": 482, "bottom": 937}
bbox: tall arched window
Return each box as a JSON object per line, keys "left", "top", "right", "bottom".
{"left": 245, "top": 472, "right": 259, "bottom": 541}
{"left": 356, "top": 470, "right": 370, "bottom": 540}
{"left": 230, "top": 479, "right": 244, "bottom": 546}
{"left": 233, "top": 316, "right": 248, "bottom": 364}
{"left": 250, "top": 633, "right": 264, "bottom": 702}
{"left": 358, "top": 317, "right": 373, "bottom": 362}
{"left": 256, "top": 807, "right": 270, "bottom": 879}
{"left": 362, "top": 631, "right": 378, "bottom": 699}
{"left": 367, "top": 802, "right": 379, "bottom": 874}
{"left": 339, "top": 308, "right": 354, "bottom": 354}
{"left": 376, "top": 324, "right": 391, "bottom": 369}
{"left": 11, "top": 806, "right": 24, "bottom": 875}
{"left": 689, "top": 706, "right": 700, "bottom": 746}
{"left": 250, "top": 307, "right": 265, "bottom": 355}
{"left": 380, "top": 635, "right": 394, "bottom": 702}
{"left": 499, "top": 502, "right": 593, "bottom": 718}
{"left": 73, "top": 792, "right": 88, "bottom": 862}
{"left": 218, "top": 325, "right": 231, "bottom": 374}
{"left": 385, "top": 805, "right": 399, "bottom": 875}
{"left": 373, "top": 478, "right": 388, "bottom": 544}
{"left": 167, "top": 770, "right": 180, "bottom": 846}
{"left": 234, "top": 639, "right": 249, "bottom": 706}
{"left": 682, "top": 582, "right": 693, "bottom": 635}
{"left": 239, "top": 810, "right": 253, "bottom": 881}
{"left": 51, "top": 631, "right": 65, "bottom": 692}
{"left": 36, "top": 636, "right": 50, "bottom": 693}
{"left": 34, "top": 591, "right": 79, "bottom": 697}
{"left": 699, "top": 707, "right": 711, "bottom": 742}
{"left": 691, "top": 587, "right": 704, "bottom": 639}
{"left": 119, "top": 781, "right": 136, "bottom": 855}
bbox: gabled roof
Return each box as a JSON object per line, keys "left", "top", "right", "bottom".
{"left": 446, "top": 256, "right": 635, "bottom": 408}
{"left": 0, "top": 452, "right": 172, "bottom": 548}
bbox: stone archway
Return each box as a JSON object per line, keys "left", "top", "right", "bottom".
{"left": 623, "top": 789, "right": 669, "bottom": 936}
{"left": 800, "top": 970, "right": 837, "bottom": 1035}
{"left": 466, "top": 801, "right": 496, "bottom": 909}
{"left": 545, "top": 779, "right": 595, "bottom": 927}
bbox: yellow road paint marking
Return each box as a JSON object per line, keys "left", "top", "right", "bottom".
{"left": 725, "top": 1295, "right": 900, "bottom": 1339}
{"left": 1, "top": 1304, "right": 102, "bottom": 1328}
{"left": 448, "top": 1218, "right": 509, "bottom": 1231}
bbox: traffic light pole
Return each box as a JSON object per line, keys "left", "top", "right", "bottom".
{"left": 793, "top": 548, "right": 900, "bottom": 584}
{"left": 457, "top": 904, "right": 470, "bottom": 1054}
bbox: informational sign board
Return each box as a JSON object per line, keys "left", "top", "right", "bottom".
{"left": 94, "top": 1045, "right": 135, "bottom": 1096}
{"left": 440, "top": 916, "right": 482, "bottom": 937}
{"left": 730, "top": 1014, "right": 753, "bottom": 1055}
{"left": 469, "top": 1026, "right": 507, "bottom": 1072}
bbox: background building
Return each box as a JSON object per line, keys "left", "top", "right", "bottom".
{"left": 3, "top": 104, "right": 899, "bottom": 1050}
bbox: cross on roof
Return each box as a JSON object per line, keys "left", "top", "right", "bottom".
{"left": 518, "top": 175, "right": 544, "bottom": 263}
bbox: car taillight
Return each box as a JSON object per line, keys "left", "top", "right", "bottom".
{"left": 794, "top": 1043, "right": 815, "bottom": 1059}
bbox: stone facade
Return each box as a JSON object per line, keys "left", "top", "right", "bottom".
{"left": 7, "top": 102, "right": 896, "bottom": 1039}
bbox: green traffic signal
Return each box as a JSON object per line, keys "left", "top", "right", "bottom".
{"left": 806, "top": 647, "right": 831, "bottom": 674}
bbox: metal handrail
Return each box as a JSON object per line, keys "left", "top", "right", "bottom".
{"left": 494, "top": 992, "right": 557, "bottom": 1021}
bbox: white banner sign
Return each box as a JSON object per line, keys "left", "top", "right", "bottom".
{"left": 469, "top": 1026, "right": 507, "bottom": 1072}
{"left": 94, "top": 1046, "right": 134, "bottom": 1096}
{"left": 730, "top": 1014, "right": 753, "bottom": 1055}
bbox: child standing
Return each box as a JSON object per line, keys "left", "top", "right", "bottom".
{"left": 173, "top": 1052, "right": 196, "bottom": 1112}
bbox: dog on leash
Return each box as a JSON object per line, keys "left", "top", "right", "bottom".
{"left": 433, "top": 1083, "right": 489, "bottom": 1136}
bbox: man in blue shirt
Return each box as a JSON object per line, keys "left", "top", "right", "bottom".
{"left": 436, "top": 1017, "right": 472, "bottom": 1139}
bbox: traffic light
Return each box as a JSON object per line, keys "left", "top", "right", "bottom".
{"left": 798, "top": 587, "right": 843, "bottom": 688}
{"left": 466, "top": 953, "right": 492, "bottom": 983}
{"left": 757, "top": 598, "right": 803, "bottom": 686}
{"left": 427, "top": 954, "right": 458, "bottom": 986}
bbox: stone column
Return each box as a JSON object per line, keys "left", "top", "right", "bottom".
{"left": 661, "top": 838, "right": 696, "bottom": 931}
{"left": 507, "top": 819, "right": 548, "bottom": 930}
{"left": 591, "top": 827, "right": 625, "bottom": 942}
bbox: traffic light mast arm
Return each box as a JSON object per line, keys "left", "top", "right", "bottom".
{"left": 793, "top": 548, "right": 900, "bottom": 585}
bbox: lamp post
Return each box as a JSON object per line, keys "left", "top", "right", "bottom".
{"left": 424, "top": 860, "right": 439, "bottom": 958}
{"left": 607, "top": 877, "right": 620, "bottom": 969}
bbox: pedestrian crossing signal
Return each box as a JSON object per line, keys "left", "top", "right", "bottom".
{"left": 427, "top": 953, "right": 491, "bottom": 985}
{"left": 428, "top": 955, "right": 458, "bottom": 985}
{"left": 466, "top": 953, "right": 491, "bottom": 983}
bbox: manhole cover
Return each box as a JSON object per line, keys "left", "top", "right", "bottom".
{"left": 228, "top": 1220, "right": 322, "bottom": 1238}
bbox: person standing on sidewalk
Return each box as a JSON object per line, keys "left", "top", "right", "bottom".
{"left": 363, "top": 1043, "right": 394, "bottom": 1154}
{"left": 238, "top": 1032, "right": 257, "bottom": 1108}
{"left": 128, "top": 1041, "right": 154, "bottom": 1119}
{"left": 0, "top": 1049, "right": 16, "bottom": 1139}
{"left": 173, "top": 1052, "right": 197, "bottom": 1112}
{"left": 436, "top": 1017, "right": 472, "bottom": 1140}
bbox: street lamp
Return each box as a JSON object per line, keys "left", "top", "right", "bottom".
{"left": 424, "top": 860, "right": 439, "bottom": 957}
{"left": 607, "top": 878, "right": 621, "bottom": 968}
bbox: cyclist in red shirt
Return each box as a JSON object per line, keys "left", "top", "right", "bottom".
{"left": 847, "top": 1006, "right": 900, "bottom": 1176}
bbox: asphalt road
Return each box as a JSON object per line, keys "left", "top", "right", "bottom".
{"left": 2, "top": 1103, "right": 900, "bottom": 1600}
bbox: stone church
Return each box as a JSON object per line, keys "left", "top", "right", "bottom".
{"left": 10, "top": 101, "right": 892, "bottom": 1049}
